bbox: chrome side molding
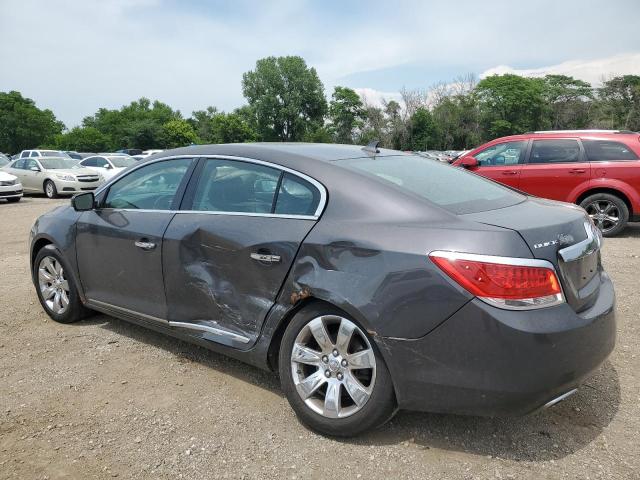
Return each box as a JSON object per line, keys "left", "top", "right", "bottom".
{"left": 558, "top": 221, "right": 602, "bottom": 263}
{"left": 168, "top": 321, "right": 250, "bottom": 344}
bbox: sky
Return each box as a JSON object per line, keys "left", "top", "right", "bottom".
{"left": 1, "top": 0, "right": 639, "bottom": 127}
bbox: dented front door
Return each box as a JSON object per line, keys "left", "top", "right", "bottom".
{"left": 162, "top": 213, "right": 316, "bottom": 346}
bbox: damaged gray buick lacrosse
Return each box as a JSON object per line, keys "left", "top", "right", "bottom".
{"left": 30, "top": 142, "right": 615, "bottom": 436}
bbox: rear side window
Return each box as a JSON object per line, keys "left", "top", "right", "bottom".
{"left": 529, "top": 139, "right": 581, "bottom": 164}
{"left": 190, "top": 159, "right": 280, "bottom": 214}
{"left": 583, "top": 140, "right": 639, "bottom": 161}
{"left": 274, "top": 173, "right": 320, "bottom": 216}
{"left": 82, "top": 157, "right": 97, "bottom": 167}
{"left": 104, "top": 158, "right": 192, "bottom": 210}
{"left": 338, "top": 155, "right": 525, "bottom": 215}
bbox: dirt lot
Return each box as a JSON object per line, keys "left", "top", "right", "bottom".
{"left": 0, "top": 196, "right": 639, "bottom": 480}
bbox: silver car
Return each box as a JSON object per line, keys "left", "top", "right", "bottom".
{"left": 3, "top": 157, "right": 103, "bottom": 198}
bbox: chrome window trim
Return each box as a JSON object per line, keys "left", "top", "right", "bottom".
{"left": 94, "top": 154, "right": 328, "bottom": 219}
{"left": 87, "top": 299, "right": 169, "bottom": 325}
{"left": 98, "top": 208, "right": 318, "bottom": 221}
{"left": 558, "top": 221, "right": 602, "bottom": 263}
{"left": 429, "top": 250, "right": 566, "bottom": 311}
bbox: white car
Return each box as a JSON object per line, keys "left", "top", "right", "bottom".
{"left": 133, "top": 149, "right": 164, "bottom": 161}
{"left": 3, "top": 157, "right": 103, "bottom": 198}
{"left": 18, "top": 149, "right": 72, "bottom": 159}
{"left": 0, "top": 171, "right": 23, "bottom": 203}
{"left": 78, "top": 155, "right": 137, "bottom": 180}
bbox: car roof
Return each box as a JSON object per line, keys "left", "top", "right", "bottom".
{"left": 492, "top": 130, "right": 640, "bottom": 142}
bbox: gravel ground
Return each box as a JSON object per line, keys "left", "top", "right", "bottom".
{"left": 1, "top": 196, "right": 639, "bottom": 480}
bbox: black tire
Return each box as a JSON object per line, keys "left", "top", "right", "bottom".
{"left": 6, "top": 197, "right": 21, "bottom": 203}
{"left": 33, "top": 244, "right": 90, "bottom": 323}
{"left": 580, "top": 193, "right": 629, "bottom": 237}
{"left": 278, "top": 304, "right": 397, "bottom": 437}
{"left": 44, "top": 180, "right": 58, "bottom": 199}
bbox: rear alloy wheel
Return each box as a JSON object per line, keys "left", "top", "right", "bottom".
{"left": 44, "top": 180, "right": 58, "bottom": 199}
{"left": 279, "top": 306, "right": 396, "bottom": 437}
{"left": 580, "top": 193, "right": 629, "bottom": 237}
{"left": 34, "top": 245, "right": 89, "bottom": 323}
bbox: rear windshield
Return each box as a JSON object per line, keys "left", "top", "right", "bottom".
{"left": 41, "top": 151, "right": 70, "bottom": 158}
{"left": 338, "top": 155, "right": 526, "bottom": 214}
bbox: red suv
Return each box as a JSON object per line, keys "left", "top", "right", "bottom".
{"left": 453, "top": 130, "right": 640, "bottom": 236}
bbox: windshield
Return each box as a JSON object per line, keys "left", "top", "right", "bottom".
{"left": 39, "top": 158, "right": 81, "bottom": 169}
{"left": 109, "top": 156, "right": 136, "bottom": 168}
{"left": 337, "top": 155, "right": 526, "bottom": 214}
{"left": 41, "top": 151, "right": 71, "bottom": 158}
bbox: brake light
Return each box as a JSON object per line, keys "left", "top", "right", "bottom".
{"left": 429, "top": 251, "right": 564, "bottom": 310}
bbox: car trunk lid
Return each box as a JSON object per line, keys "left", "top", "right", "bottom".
{"left": 461, "top": 198, "right": 603, "bottom": 312}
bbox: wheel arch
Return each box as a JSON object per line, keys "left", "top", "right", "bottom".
{"left": 30, "top": 236, "right": 55, "bottom": 273}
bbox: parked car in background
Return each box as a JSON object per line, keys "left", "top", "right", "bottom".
{"left": 454, "top": 130, "right": 640, "bottom": 236}
{"left": 132, "top": 149, "right": 164, "bottom": 161}
{"left": 3, "top": 157, "right": 103, "bottom": 198}
{"left": 116, "top": 148, "right": 143, "bottom": 156}
{"left": 0, "top": 153, "right": 11, "bottom": 167}
{"left": 18, "top": 149, "right": 72, "bottom": 159}
{"left": 0, "top": 170, "right": 23, "bottom": 203}
{"left": 79, "top": 154, "right": 137, "bottom": 180}
{"left": 28, "top": 143, "right": 615, "bottom": 437}
{"left": 65, "top": 151, "right": 83, "bottom": 160}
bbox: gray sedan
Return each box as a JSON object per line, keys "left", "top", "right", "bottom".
{"left": 28, "top": 143, "right": 615, "bottom": 436}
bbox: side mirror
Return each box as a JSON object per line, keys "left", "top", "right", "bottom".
{"left": 30, "top": 166, "right": 41, "bottom": 172}
{"left": 71, "top": 192, "right": 95, "bottom": 211}
{"left": 104, "top": 164, "right": 112, "bottom": 169}
{"left": 460, "top": 156, "right": 479, "bottom": 169}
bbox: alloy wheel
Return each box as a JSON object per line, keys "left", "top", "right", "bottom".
{"left": 584, "top": 200, "right": 620, "bottom": 234}
{"left": 45, "top": 182, "right": 54, "bottom": 198}
{"left": 38, "top": 256, "right": 70, "bottom": 314}
{"left": 290, "top": 315, "right": 376, "bottom": 419}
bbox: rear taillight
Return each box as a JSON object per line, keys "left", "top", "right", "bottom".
{"left": 429, "top": 251, "right": 564, "bottom": 310}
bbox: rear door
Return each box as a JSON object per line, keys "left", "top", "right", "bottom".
{"left": 162, "top": 157, "right": 325, "bottom": 347}
{"left": 468, "top": 140, "right": 528, "bottom": 189}
{"left": 583, "top": 137, "right": 640, "bottom": 188}
{"left": 21, "top": 159, "right": 42, "bottom": 191}
{"left": 519, "top": 138, "right": 589, "bottom": 202}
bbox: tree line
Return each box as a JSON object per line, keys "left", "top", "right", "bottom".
{"left": 1, "top": 55, "right": 639, "bottom": 154}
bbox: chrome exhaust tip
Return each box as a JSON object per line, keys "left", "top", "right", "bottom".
{"left": 543, "top": 388, "right": 578, "bottom": 409}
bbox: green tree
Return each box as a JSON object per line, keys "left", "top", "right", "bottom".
{"left": 475, "top": 74, "right": 548, "bottom": 137}
{"left": 189, "top": 106, "right": 219, "bottom": 143}
{"left": 541, "top": 75, "right": 593, "bottom": 129}
{"left": 210, "top": 112, "right": 257, "bottom": 143}
{"left": 83, "top": 98, "right": 180, "bottom": 149}
{"left": 242, "top": 56, "right": 327, "bottom": 141}
{"left": 328, "top": 86, "right": 365, "bottom": 144}
{"left": 0, "top": 91, "right": 64, "bottom": 153}
{"left": 357, "top": 105, "right": 386, "bottom": 145}
{"left": 159, "top": 119, "right": 197, "bottom": 148}
{"left": 53, "top": 126, "right": 111, "bottom": 152}
{"left": 594, "top": 75, "right": 640, "bottom": 131}
{"left": 409, "top": 107, "right": 438, "bottom": 150}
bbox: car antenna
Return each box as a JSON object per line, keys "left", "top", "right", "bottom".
{"left": 362, "top": 140, "right": 380, "bottom": 155}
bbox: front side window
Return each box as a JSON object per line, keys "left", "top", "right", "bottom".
{"left": 475, "top": 141, "right": 527, "bottom": 167}
{"left": 190, "top": 159, "right": 280, "bottom": 213}
{"left": 274, "top": 173, "right": 320, "bottom": 216}
{"left": 104, "top": 158, "right": 192, "bottom": 210}
{"left": 529, "top": 139, "right": 581, "bottom": 164}
{"left": 339, "top": 155, "right": 526, "bottom": 215}
{"left": 583, "top": 139, "right": 639, "bottom": 161}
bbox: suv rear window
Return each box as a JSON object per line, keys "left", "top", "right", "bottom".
{"left": 338, "top": 155, "right": 525, "bottom": 214}
{"left": 583, "top": 139, "right": 639, "bottom": 161}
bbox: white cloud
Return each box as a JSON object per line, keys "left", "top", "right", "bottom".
{"left": 353, "top": 88, "right": 403, "bottom": 109}
{"left": 480, "top": 53, "right": 640, "bottom": 85}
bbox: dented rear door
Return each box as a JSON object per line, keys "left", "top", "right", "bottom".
{"left": 161, "top": 157, "right": 323, "bottom": 348}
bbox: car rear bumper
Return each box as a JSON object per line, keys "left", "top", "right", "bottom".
{"left": 378, "top": 272, "right": 616, "bottom": 416}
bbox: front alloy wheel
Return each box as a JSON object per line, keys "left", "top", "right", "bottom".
{"left": 279, "top": 306, "right": 396, "bottom": 437}
{"left": 38, "top": 256, "right": 70, "bottom": 314}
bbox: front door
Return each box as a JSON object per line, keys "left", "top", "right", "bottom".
{"left": 76, "top": 158, "right": 195, "bottom": 319}
{"left": 519, "top": 138, "right": 589, "bottom": 202}
{"left": 469, "top": 140, "right": 528, "bottom": 189}
{"left": 162, "top": 157, "right": 324, "bottom": 346}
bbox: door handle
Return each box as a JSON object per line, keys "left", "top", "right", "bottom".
{"left": 134, "top": 240, "right": 156, "bottom": 251}
{"left": 250, "top": 252, "right": 281, "bottom": 263}
{"left": 569, "top": 169, "right": 586, "bottom": 174}
{"left": 501, "top": 171, "right": 518, "bottom": 176}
